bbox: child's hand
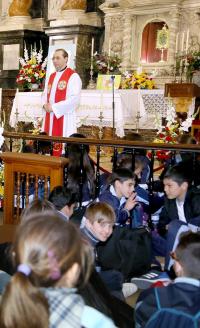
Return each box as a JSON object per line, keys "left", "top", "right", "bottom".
{"left": 124, "top": 192, "right": 138, "bottom": 211}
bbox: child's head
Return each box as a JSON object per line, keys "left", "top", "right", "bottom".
{"left": 85, "top": 202, "right": 115, "bottom": 242}
{"left": 117, "top": 155, "right": 143, "bottom": 180}
{"left": 21, "top": 199, "right": 56, "bottom": 222}
{"left": 163, "top": 163, "right": 192, "bottom": 200}
{"left": 172, "top": 231, "right": 200, "bottom": 279}
{"left": 0, "top": 213, "right": 93, "bottom": 328}
{"left": 108, "top": 168, "right": 136, "bottom": 198}
{"left": 49, "top": 186, "right": 78, "bottom": 217}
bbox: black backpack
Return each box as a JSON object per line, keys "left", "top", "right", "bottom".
{"left": 145, "top": 287, "right": 200, "bottom": 328}
{"left": 96, "top": 226, "right": 152, "bottom": 280}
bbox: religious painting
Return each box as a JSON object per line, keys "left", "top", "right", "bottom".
{"left": 44, "top": 43, "right": 76, "bottom": 90}
{"left": 96, "top": 74, "right": 121, "bottom": 90}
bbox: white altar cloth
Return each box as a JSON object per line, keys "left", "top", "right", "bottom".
{"left": 10, "top": 90, "right": 125, "bottom": 137}
{"left": 10, "top": 89, "right": 168, "bottom": 136}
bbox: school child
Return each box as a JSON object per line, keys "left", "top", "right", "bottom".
{"left": 135, "top": 231, "right": 200, "bottom": 328}
{"left": 0, "top": 213, "right": 115, "bottom": 328}
{"left": 99, "top": 168, "right": 144, "bottom": 227}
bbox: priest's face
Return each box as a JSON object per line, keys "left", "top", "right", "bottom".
{"left": 52, "top": 50, "right": 68, "bottom": 71}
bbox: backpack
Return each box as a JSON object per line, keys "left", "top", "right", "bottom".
{"left": 145, "top": 288, "right": 200, "bottom": 328}
{"left": 96, "top": 226, "right": 152, "bottom": 280}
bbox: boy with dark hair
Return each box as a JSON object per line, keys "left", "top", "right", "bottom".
{"left": 48, "top": 186, "right": 78, "bottom": 221}
{"left": 99, "top": 168, "right": 141, "bottom": 227}
{"left": 135, "top": 231, "right": 200, "bottom": 328}
{"left": 157, "top": 162, "right": 200, "bottom": 271}
{"left": 132, "top": 163, "right": 200, "bottom": 288}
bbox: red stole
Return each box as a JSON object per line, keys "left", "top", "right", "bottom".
{"left": 44, "top": 68, "right": 75, "bottom": 156}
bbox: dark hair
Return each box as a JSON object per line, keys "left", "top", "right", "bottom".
{"left": 55, "top": 48, "right": 68, "bottom": 58}
{"left": 164, "top": 163, "right": 193, "bottom": 186}
{"left": 21, "top": 199, "right": 55, "bottom": 222}
{"left": 66, "top": 144, "right": 95, "bottom": 199}
{"left": 108, "top": 168, "right": 136, "bottom": 185}
{"left": 176, "top": 231, "right": 200, "bottom": 279}
{"left": 69, "top": 133, "right": 89, "bottom": 154}
{"left": 34, "top": 132, "right": 51, "bottom": 155}
{"left": 0, "top": 213, "right": 93, "bottom": 328}
{"left": 48, "top": 186, "right": 78, "bottom": 211}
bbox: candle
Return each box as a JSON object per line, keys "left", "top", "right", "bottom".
{"left": 16, "top": 88, "right": 19, "bottom": 113}
{"left": 108, "top": 38, "right": 111, "bottom": 57}
{"left": 181, "top": 32, "right": 185, "bottom": 52}
{"left": 185, "top": 29, "right": 190, "bottom": 53}
{"left": 91, "top": 37, "right": 94, "bottom": 57}
{"left": 175, "top": 32, "right": 179, "bottom": 54}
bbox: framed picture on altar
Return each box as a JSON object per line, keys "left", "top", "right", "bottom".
{"left": 96, "top": 74, "right": 121, "bottom": 90}
{"left": 44, "top": 43, "right": 76, "bottom": 89}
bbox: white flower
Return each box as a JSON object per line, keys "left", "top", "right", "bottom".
{"left": 41, "top": 57, "right": 47, "bottom": 69}
{"left": 19, "top": 57, "right": 26, "bottom": 66}
{"left": 24, "top": 48, "right": 29, "bottom": 62}
{"left": 179, "top": 117, "right": 193, "bottom": 132}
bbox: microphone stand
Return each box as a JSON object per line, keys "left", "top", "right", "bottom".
{"left": 110, "top": 75, "right": 115, "bottom": 139}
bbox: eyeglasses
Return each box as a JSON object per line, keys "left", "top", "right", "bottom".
{"left": 170, "top": 251, "right": 179, "bottom": 262}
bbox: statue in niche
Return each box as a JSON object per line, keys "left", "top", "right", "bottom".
{"left": 9, "top": 0, "right": 32, "bottom": 16}
{"left": 61, "top": 0, "right": 87, "bottom": 10}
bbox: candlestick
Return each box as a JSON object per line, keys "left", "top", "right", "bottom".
{"left": 87, "top": 37, "right": 96, "bottom": 89}
{"left": 98, "top": 91, "right": 104, "bottom": 139}
{"left": 15, "top": 88, "right": 19, "bottom": 132}
{"left": 175, "top": 32, "right": 179, "bottom": 54}
{"left": 185, "top": 29, "right": 189, "bottom": 53}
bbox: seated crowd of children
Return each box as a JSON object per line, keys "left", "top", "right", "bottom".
{"left": 0, "top": 132, "right": 200, "bottom": 327}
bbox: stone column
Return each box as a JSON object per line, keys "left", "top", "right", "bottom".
{"left": 8, "top": 0, "right": 32, "bottom": 17}
{"left": 61, "top": 0, "right": 87, "bottom": 11}
{"left": 168, "top": 7, "right": 180, "bottom": 63}
{"left": 121, "top": 13, "right": 132, "bottom": 71}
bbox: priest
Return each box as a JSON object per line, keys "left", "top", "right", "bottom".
{"left": 42, "top": 48, "right": 82, "bottom": 156}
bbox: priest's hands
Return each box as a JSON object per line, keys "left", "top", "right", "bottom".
{"left": 43, "top": 103, "right": 53, "bottom": 113}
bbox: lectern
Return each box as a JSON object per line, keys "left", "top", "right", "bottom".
{"left": 164, "top": 83, "right": 200, "bottom": 112}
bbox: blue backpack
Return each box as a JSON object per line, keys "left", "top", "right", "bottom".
{"left": 145, "top": 288, "right": 200, "bottom": 328}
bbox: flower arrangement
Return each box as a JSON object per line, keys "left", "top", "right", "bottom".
{"left": 16, "top": 44, "right": 47, "bottom": 90}
{"left": 151, "top": 100, "right": 198, "bottom": 161}
{"left": 92, "top": 52, "right": 121, "bottom": 75}
{"left": 121, "top": 72, "right": 156, "bottom": 90}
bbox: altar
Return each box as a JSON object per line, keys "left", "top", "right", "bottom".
{"left": 10, "top": 89, "right": 169, "bottom": 137}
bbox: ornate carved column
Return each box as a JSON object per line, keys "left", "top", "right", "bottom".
{"left": 121, "top": 13, "right": 132, "bottom": 70}
{"left": 168, "top": 7, "right": 180, "bottom": 64}
{"left": 61, "top": 0, "right": 87, "bottom": 10}
{"left": 8, "top": 0, "right": 32, "bottom": 17}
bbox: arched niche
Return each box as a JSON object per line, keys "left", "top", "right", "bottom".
{"left": 141, "top": 21, "right": 168, "bottom": 63}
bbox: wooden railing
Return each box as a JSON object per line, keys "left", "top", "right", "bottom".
{"left": 2, "top": 131, "right": 200, "bottom": 226}
{"left": 1, "top": 152, "right": 68, "bottom": 224}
